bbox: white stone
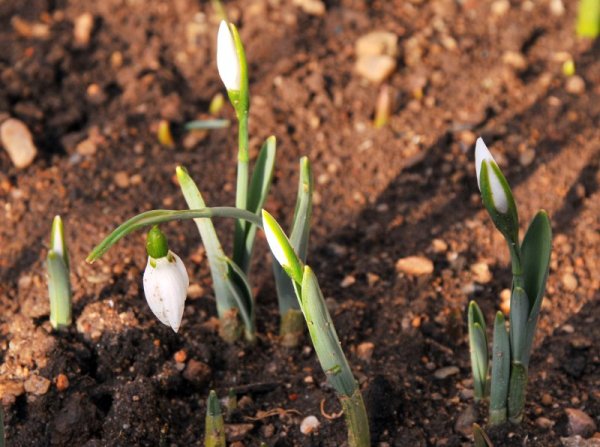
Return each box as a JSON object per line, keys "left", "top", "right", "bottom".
{"left": 1, "top": 118, "right": 37, "bottom": 169}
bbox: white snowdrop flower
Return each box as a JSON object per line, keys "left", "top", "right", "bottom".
{"left": 475, "top": 137, "right": 509, "bottom": 213}
{"left": 143, "top": 251, "right": 189, "bottom": 332}
{"left": 217, "top": 20, "right": 241, "bottom": 91}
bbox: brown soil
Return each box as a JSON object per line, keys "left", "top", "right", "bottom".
{"left": 1, "top": 0, "right": 599, "bottom": 446}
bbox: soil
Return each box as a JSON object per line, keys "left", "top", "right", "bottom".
{"left": 0, "top": 0, "right": 599, "bottom": 446}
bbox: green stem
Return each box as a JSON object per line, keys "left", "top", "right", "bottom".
{"left": 508, "top": 240, "right": 524, "bottom": 289}
{"left": 341, "top": 389, "right": 371, "bottom": 447}
{"left": 233, "top": 111, "right": 250, "bottom": 269}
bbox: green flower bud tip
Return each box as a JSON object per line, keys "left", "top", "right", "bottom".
{"left": 261, "top": 209, "right": 303, "bottom": 284}
{"left": 475, "top": 138, "right": 509, "bottom": 213}
{"left": 50, "top": 215, "right": 68, "bottom": 266}
{"left": 146, "top": 226, "right": 169, "bottom": 259}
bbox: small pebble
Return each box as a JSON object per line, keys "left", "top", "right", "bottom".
{"left": 562, "top": 273, "right": 578, "bottom": 291}
{"left": 356, "top": 342, "right": 375, "bottom": 361}
{"left": 225, "top": 423, "right": 254, "bottom": 441}
{"left": 565, "top": 76, "right": 585, "bottom": 95}
{"left": 431, "top": 238, "right": 448, "bottom": 253}
{"left": 182, "top": 359, "right": 211, "bottom": 386}
{"left": 395, "top": 256, "right": 434, "bottom": 276}
{"left": 76, "top": 138, "right": 97, "bottom": 156}
{"left": 293, "top": 0, "right": 325, "bottom": 16}
{"left": 355, "top": 55, "right": 396, "bottom": 83}
{"left": 542, "top": 393, "right": 553, "bottom": 406}
{"left": 114, "top": 171, "right": 130, "bottom": 188}
{"left": 434, "top": 366, "right": 460, "bottom": 379}
{"left": 300, "top": 415, "right": 320, "bottom": 435}
{"left": 519, "top": 148, "right": 536, "bottom": 166}
{"left": 173, "top": 350, "right": 187, "bottom": 363}
{"left": 23, "top": 374, "right": 51, "bottom": 395}
{"left": 187, "top": 283, "right": 204, "bottom": 299}
{"left": 491, "top": 0, "right": 510, "bottom": 16}
{"left": 471, "top": 262, "right": 492, "bottom": 284}
{"left": 55, "top": 373, "right": 69, "bottom": 392}
{"left": 566, "top": 408, "right": 597, "bottom": 437}
{"left": 1, "top": 118, "right": 37, "bottom": 169}
{"left": 340, "top": 275, "right": 356, "bottom": 288}
{"left": 536, "top": 417, "right": 555, "bottom": 429}
{"left": 355, "top": 31, "right": 398, "bottom": 58}
{"left": 74, "top": 12, "right": 94, "bottom": 46}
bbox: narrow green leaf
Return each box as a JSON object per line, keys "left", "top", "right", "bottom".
{"left": 239, "top": 136, "right": 277, "bottom": 272}
{"left": 473, "top": 423, "right": 493, "bottom": 447}
{"left": 47, "top": 251, "right": 72, "bottom": 329}
{"left": 223, "top": 258, "right": 255, "bottom": 341}
{"left": 184, "top": 119, "right": 230, "bottom": 130}
{"left": 468, "top": 301, "right": 488, "bottom": 400}
{"left": 205, "top": 390, "right": 225, "bottom": 447}
{"left": 489, "top": 312, "right": 510, "bottom": 426}
{"left": 86, "top": 206, "right": 261, "bottom": 263}
{"left": 509, "top": 287, "right": 529, "bottom": 364}
{"left": 274, "top": 156, "right": 313, "bottom": 317}
{"left": 507, "top": 362, "right": 528, "bottom": 423}
{"left": 300, "top": 266, "right": 357, "bottom": 397}
{"left": 520, "top": 210, "right": 552, "bottom": 367}
{"left": 176, "top": 167, "right": 257, "bottom": 341}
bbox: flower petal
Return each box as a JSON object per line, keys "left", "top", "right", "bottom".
{"left": 143, "top": 257, "right": 171, "bottom": 327}
{"left": 217, "top": 20, "right": 241, "bottom": 91}
{"left": 475, "top": 137, "right": 494, "bottom": 191}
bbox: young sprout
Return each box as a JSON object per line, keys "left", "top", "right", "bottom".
{"left": 205, "top": 390, "right": 225, "bottom": 447}
{"left": 469, "top": 138, "right": 552, "bottom": 426}
{"left": 262, "top": 210, "right": 370, "bottom": 447}
{"left": 143, "top": 226, "right": 189, "bottom": 332}
{"left": 473, "top": 423, "right": 493, "bottom": 447}
{"left": 577, "top": 0, "right": 600, "bottom": 38}
{"left": 47, "top": 215, "right": 72, "bottom": 329}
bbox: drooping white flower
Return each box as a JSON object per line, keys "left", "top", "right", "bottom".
{"left": 143, "top": 251, "right": 189, "bottom": 332}
{"left": 217, "top": 20, "right": 241, "bottom": 91}
{"left": 475, "top": 138, "right": 509, "bottom": 213}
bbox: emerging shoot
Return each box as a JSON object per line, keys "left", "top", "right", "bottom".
{"left": 47, "top": 215, "right": 72, "bottom": 329}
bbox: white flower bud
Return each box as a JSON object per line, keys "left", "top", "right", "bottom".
{"left": 475, "top": 138, "right": 509, "bottom": 213}
{"left": 143, "top": 251, "right": 189, "bottom": 332}
{"left": 217, "top": 20, "right": 241, "bottom": 91}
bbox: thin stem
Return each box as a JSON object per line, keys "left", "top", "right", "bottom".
{"left": 341, "top": 389, "right": 371, "bottom": 447}
{"left": 233, "top": 111, "right": 250, "bottom": 268}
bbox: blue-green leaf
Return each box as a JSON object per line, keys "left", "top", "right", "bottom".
{"left": 509, "top": 287, "right": 529, "bottom": 364}
{"left": 489, "top": 312, "right": 510, "bottom": 426}
{"left": 521, "top": 210, "right": 552, "bottom": 367}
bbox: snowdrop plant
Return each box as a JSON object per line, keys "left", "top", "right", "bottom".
{"left": 262, "top": 210, "right": 370, "bottom": 447}
{"left": 143, "top": 226, "right": 189, "bottom": 332}
{"left": 577, "top": 0, "right": 600, "bottom": 38}
{"left": 47, "top": 215, "right": 72, "bottom": 329}
{"left": 204, "top": 390, "right": 225, "bottom": 447}
{"left": 469, "top": 138, "right": 552, "bottom": 425}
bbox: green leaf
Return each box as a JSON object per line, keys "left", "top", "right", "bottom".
{"left": 508, "top": 362, "right": 528, "bottom": 424}
{"left": 224, "top": 257, "right": 255, "bottom": 340}
{"left": 176, "top": 167, "right": 256, "bottom": 340}
{"left": 184, "top": 119, "right": 230, "bottom": 130}
{"left": 274, "top": 156, "right": 313, "bottom": 317}
{"left": 86, "top": 206, "right": 261, "bottom": 263}
{"left": 509, "top": 287, "right": 529, "bottom": 364}
{"left": 50, "top": 215, "right": 69, "bottom": 268}
{"left": 301, "top": 266, "right": 357, "bottom": 398}
{"left": 489, "top": 312, "right": 510, "bottom": 426}
{"left": 473, "top": 423, "right": 493, "bottom": 447}
{"left": 239, "top": 136, "right": 277, "bottom": 272}
{"left": 468, "top": 301, "right": 488, "bottom": 400}
{"left": 520, "top": 210, "right": 552, "bottom": 367}
{"left": 47, "top": 251, "right": 72, "bottom": 329}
